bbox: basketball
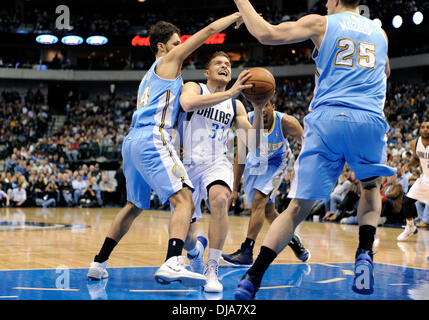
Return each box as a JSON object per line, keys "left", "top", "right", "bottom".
{"left": 242, "top": 67, "right": 276, "bottom": 103}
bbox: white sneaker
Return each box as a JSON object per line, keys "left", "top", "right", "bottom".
{"left": 203, "top": 260, "right": 223, "bottom": 293}
{"left": 187, "top": 235, "right": 207, "bottom": 274}
{"left": 397, "top": 224, "right": 418, "bottom": 241}
{"left": 87, "top": 260, "right": 109, "bottom": 280}
{"left": 154, "top": 256, "right": 207, "bottom": 287}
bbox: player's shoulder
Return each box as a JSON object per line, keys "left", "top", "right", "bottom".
{"left": 182, "top": 81, "right": 201, "bottom": 91}
{"left": 302, "top": 13, "right": 326, "bottom": 23}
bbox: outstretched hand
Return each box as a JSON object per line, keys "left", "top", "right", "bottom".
{"left": 234, "top": 12, "right": 263, "bottom": 29}
{"left": 228, "top": 69, "right": 253, "bottom": 98}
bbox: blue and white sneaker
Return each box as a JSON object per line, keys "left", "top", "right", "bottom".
{"left": 352, "top": 249, "right": 374, "bottom": 295}
{"left": 154, "top": 256, "right": 207, "bottom": 287}
{"left": 187, "top": 235, "right": 208, "bottom": 274}
{"left": 234, "top": 273, "right": 262, "bottom": 300}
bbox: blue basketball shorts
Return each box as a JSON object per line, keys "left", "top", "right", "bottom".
{"left": 122, "top": 126, "right": 193, "bottom": 207}
{"left": 288, "top": 107, "right": 396, "bottom": 200}
{"left": 244, "top": 156, "right": 293, "bottom": 205}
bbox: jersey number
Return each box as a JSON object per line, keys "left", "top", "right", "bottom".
{"left": 137, "top": 85, "right": 150, "bottom": 109}
{"left": 209, "top": 123, "right": 226, "bottom": 141}
{"left": 334, "top": 38, "right": 376, "bottom": 69}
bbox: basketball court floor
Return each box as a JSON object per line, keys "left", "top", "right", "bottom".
{"left": 0, "top": 207, "right": 428, "bottom": 300}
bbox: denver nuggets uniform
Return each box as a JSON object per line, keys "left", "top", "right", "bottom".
{"left": 176, "top": 83, "right": 236, "bottom": 220}
{"left": 407, "top": 137, "right": 429, "bottom": 204}
{"left": 244, "top": 110, "right": 294, "bottom": 204}
{"left": 288, "top": 12, "right": 396, "bottom": 200}
{"left": 122, "top": 57, "right": 193, "bottom": 207}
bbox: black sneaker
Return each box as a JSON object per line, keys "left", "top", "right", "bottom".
{"left": 234, "top": 272, "right": 262, "bottom": 300}
{"left": 221, "top": 244, "right": 253, "bottom": 267}
{"left": 289, "top": 234, "right": 311, "bottom": 262}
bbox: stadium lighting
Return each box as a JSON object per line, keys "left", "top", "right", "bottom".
{"left": 373, "top": 18, "right": 382, "bottom": 28}
{"left": 131, "top": 33, "right": 226, "bottom": 46}
{"left": 35, "top": 34, "right": 59, "bottom": 44}
{"left": 61, "top": 35, "right": 84, "bottom": 45}
{"left": 86, "top": 36, "right": 109, "bottom": 46}
{"left": 392, "top": 15, "right": 403, "bottom": 28}
{"left": 413, "top": 11, "right": 424, "bottom": 25}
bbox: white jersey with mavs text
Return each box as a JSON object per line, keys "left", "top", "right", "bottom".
{"left": 178, "top": 83, "right": 236, "bottom": 165}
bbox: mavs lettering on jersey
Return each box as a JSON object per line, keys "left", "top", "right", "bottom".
{"left": 178, "top": 83, "right": 236, "bottom": 166}
{"left": 309, "top": 12, "right": 388, "bottom": 115}
{"left": 196, "top": 107, "right": 232, "bottom": 126}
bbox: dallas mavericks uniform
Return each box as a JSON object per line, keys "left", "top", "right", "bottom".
{"left": 122, "top": 57, "right": 193, "bottom": 207}
{"left": 288, "top": 12, "right": 396, "bottom": 200}
{"left": 244, "top": 110, "right": 294, "bottom": 204}
{"left": 407, "top": 137, "right": 429, "bottom": 204}
{"left": 176, "top": 83, "right": 236, "bottom": 220}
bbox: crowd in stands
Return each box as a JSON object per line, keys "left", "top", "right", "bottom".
{"left": 0, "top": 78, "right": 428, "bottom": 228}
{"left": 0, "top": 0, "right": 428, "bottom": 71}
{"left": 2, "top": 0, "right": 427, "bottom": 35}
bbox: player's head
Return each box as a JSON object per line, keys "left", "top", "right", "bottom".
{"left": 149, "top": 21, "right": 181, "bottom": 56}
{"left": 262, "top": 99, "right": 275, "bottom": 128}
{"left": 326, "top": 0, "right": 360, "bottom": 15}
{"left": 420, "top": 121, "right": 429, "bottom": 139}
{"left": 204, "top": 51, "right": 232, "bottom": 85}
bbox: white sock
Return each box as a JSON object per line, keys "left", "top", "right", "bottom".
{"left": 208, "top": 248, "right": 222, "bottom": 264}
{"left": 187, "top": 241, "right": 202, "bottom": 257}
{"left": 407, "top": 219, "right": 415, "bottom": 227}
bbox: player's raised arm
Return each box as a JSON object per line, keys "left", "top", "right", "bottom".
{"left": 233, "top": 0, "right": 325, "bottom": 47}
{"left": 162, "top": 13, "right": 242, "bottom": 70}
{"left": 180, "top": 70, "right": 252, "bottom": 112}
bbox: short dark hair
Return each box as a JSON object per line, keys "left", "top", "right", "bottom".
{"left": 340, "top": 0, "right": 360, "bottom": 7}
{"left": 149, "top": 21, "right": 181, "bottom": 55}
{"left": 205, "top": 51, "right": 230, "bottom": 69}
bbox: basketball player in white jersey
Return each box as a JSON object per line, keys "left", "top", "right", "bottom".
{"left": 87, "top": 14, "right": 250, "bottom": 288}
{"left": 177, "top": 51, "right": 266, "bottom": 293}
{"left": 397, "top": 121, "right": 429, "bottom": 241}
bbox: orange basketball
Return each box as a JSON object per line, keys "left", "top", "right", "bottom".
{"left": 242, "top": 67, "right": 276, "bottom": 103}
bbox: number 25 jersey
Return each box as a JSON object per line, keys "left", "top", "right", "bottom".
{"left": 309, "top": 12, "right": 388, "bottom": 116}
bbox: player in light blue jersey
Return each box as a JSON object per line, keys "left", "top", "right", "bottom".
{"left": 222, "top": 100, "right": 311, "bottom": 267}
{"left": 87, "top": 13, "right": 248, "bottom": 289}
{"left": 233, "top": 0, "right": 397, "bottom": 299}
